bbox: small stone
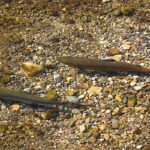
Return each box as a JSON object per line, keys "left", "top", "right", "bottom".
{"left": 3, "top": 68, "right": 12, "bottom": 75}
{"left": 107, "top": 49, "right": 121, "bottom": 56}
{"left": 45, "top": 91, "right": 58, "bottom": 100}
{"left": 122, "top": 43, "right": 130, "bottom": 50}
{"left": 78, "top": 95, "right": 85, "bottom": 99}
{"left": 87, "top": 137, "right": 96, "bottom": 143}
{"left": 125, "top": 18, "right": 132, "bottom": 24}
{"left": 44, "top": 60, "right": 56, "bottom": 69}
{"left": 113, "top": 10, "right": 122, "bottom": 16}
{"left": 115, "top": 95, "right": 123, "bottom": 102}
{"left": 78, "top": 146, "right": 93, "bottom": 150}
{"left": 103, "top": 134, "right": 110, "bottom": 141}
{"left": 133, "top": 85, "right": 145, "bottom": 91}
{"left": 69, "top": 119, "right": 76, "bottom": 127}
{"left": 102, "top": 0, "right": 110, "bottom": 3}
{"left": 121, "top": 107, "right": 128, "bottom": 113}
{"left": 121, "top": 6, "right": 133, "bottom": 16}
{"left": 72, "top": 109, "right": 81, "bottom": 114}
{"left": 103, "top": 87, "right": 112, "bottom": 93}
{"left": 21, "top": 62, "right": 42, "bottom": 77}
{"left": 136, "top": 145, "right": 142, "bottom": 149}
{"left": 66, "top": 96, "right": 79, "bottom": 104}
{"left": 85, "top": 118, "right": 90, "bottom": 125}
{"left": 34, "top": 85, "right": 42, "bottom": 90}
{"left": 135, "top": 107, "right": 147, "bottom": 113}
{"left": 87, "top": 86, "right": 102, "bottom": 95}
{"left": 112, "top": 55, "right": 122, "bottom": 61}
{"left": 53, "top": 74, "right": 63, "bottom": 83}
{"left": 66, "top": 89, "right": 78, "bottom": 96}
{"left": 127, "top": 96, "right": 136, "bottom": 107}
{"left": 11, "top": 104, "right": 20, "bottom": 111}
{"left": 0, "top": 75, "right": 11, "bottom": 84}
{"left": 112, "top": 119, "right": 119, "bottom": 129}
{"left": 0, "top": 64, "right": 3, "bottom": 71}
{"left": 130, "top": 80, "right": 137, "bottom": 87}
{"left": 112, "top": 107, "right": 120, "bottom": 115}
{"left": 80, "top": 124, "right": 86, "bottom": 133}
{"left": 89, "top": 126, "right": 100, "bottom": 139}
{"left": 99, "top": 124, "right": 106, "bottom": 131}
{"left": 40, "top": 109, "right": 58, "bottom": 120}
{"left": 0, "top": 124, "right": 8, "bottom": 135}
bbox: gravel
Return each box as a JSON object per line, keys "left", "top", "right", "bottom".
{"left": 0, "top": 0, "right": 150, "bottom": 150}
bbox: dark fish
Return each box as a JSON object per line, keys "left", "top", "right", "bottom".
{"left": 57, "top": 56, "right": 150, "bottom": 75}
{"left": 0, "top": 87, "right": 89, "bottom": 107}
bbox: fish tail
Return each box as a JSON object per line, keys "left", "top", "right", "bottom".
{"left": 138, "top": 67, "right": 150, "bottom": 75}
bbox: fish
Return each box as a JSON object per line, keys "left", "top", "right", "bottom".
{"left": 0, "top": 87, "right": 89, "bottom": 107}
{"left": 57, "top": 56, "right": 150, "bottom": 75}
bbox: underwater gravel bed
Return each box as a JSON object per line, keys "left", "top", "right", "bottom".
{"left": 0, "top": 0, "right": 150, "bottom": 150}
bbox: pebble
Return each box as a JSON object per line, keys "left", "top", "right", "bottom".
{"left": 113, "top": 10, "right": 122, "bottom": 16}
{"left": 130, "top": 80, "right": 137, "bottom": 87}
{"left": 40, "top": 109, "right": 58, "bottom": 120}
{"left": 112, "top": 119, "right": 119, "bottom": 129}
{"left": 134, "top": 107, "right": 147, "bottom": 113}
{"left": 66, "top": 96, "right": 79, "bottom": 104}
{"left": 46, "top": 91, "right": 58, "bottom": 100}
{"left": 115, "top": 95, "right": 123, "bottom": 102}
{"left": 133, "top": 85, "right": 145, "bottom": 91}
{"left": 72, "top": 109, "right": 81, "bottom": 114}
{"left": 78, "top": 95, "right": 85, "bottom": 99}
{"left": 121, "top": 6, "right": 133, "bottom": 16}
{"left": 69, "top": 119, "right": 76, "bottom": 127}
{"left": 102, "top": 0, "right": 110, "bottom": 3}
{"left": 0, "top": 64, "right": 3, "bottom": 71}
{"left": 0, "top": 75, "right": 11, "bottom": 84}
{"left": 0, "top": 124, "right": 8, "bottom": 135}
{"left": 112, "top": 107, "right": 120, "bottom": 115}
{"left": 99, "top": 124, "right": 106, "bottom": 131}
{"left": 127, "top": 97, "right": 136, "bottom": 107}
{"left": 20, "top": 62, "right": 42, "bottom": 77}
{"left": 103, "top": 134, "right": 110, "bottom": 141}
{"left": 87, "top": 86, "right": 102, "bottom": 95}
{"left": 122, "top": 43, "right": 130, "bottom": 50}
{"left": 107, "top": 49, "right": 121, "bottom": 56}
{"left": 66, "top": 89, "right": 78, "bottom": 96}
{"left": 89, "top": 126, "right": 100, "bottom": 139}
{"left": 136, "top": 145, "right": 142, "bottom": 149}
{"left": 78, "top": 146, "right": 93, "bottom": 150}
{"left": 53, "top": 74, "right": 63, "bottom": 83}
{"left": 112, "top": 55, "right": 122, "bottom": 61}
{"left": 103, "top": 87, "right": 112, "bottom": 93}
{"left": 10, "top": 104, "right": 20, "bottom": 111}
{"left": 34, "top": 85, "right": 42, "bottom": 90}
{"left": 44, "top": 60, "right": 56, "bottom": 69}
{"left": 80, "top": 124, "right": 86, "bottom": 133}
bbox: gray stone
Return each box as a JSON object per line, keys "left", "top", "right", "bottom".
{"left": 66, "top": 96, "right": 79, "bottom": 104}
{"left": 112, "top": 119, "right": 119, "bottom": 129}
{"left": 53, "top": 74, "right": 63, "bottom": 83}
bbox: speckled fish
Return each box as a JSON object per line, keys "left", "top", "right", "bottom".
{"left": 57, "top": 56, "right": 150, "bottom": 75}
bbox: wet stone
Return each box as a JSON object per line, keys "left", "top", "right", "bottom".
{"left": 112, "top": 119, "right": 119, "bottom": 129}
{"left": 0, "top": 124, "right": 8, "bottom": 135}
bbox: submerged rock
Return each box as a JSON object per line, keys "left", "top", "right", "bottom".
{"left": 66, "top": 96, "right": 79, "bottom": 104}
{"left": 21, "top": 62, "right": 42, "bottom": 77}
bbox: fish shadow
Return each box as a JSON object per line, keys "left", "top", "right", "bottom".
{"left": 77, "top": 69, "right": 150, "bottom": 77}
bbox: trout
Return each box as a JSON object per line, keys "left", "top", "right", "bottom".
{"left": 57, "top": 56, "right": 150, "bottom": 75}
{"left": 0, "top": 87, "right": 89, "bottom": 107}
